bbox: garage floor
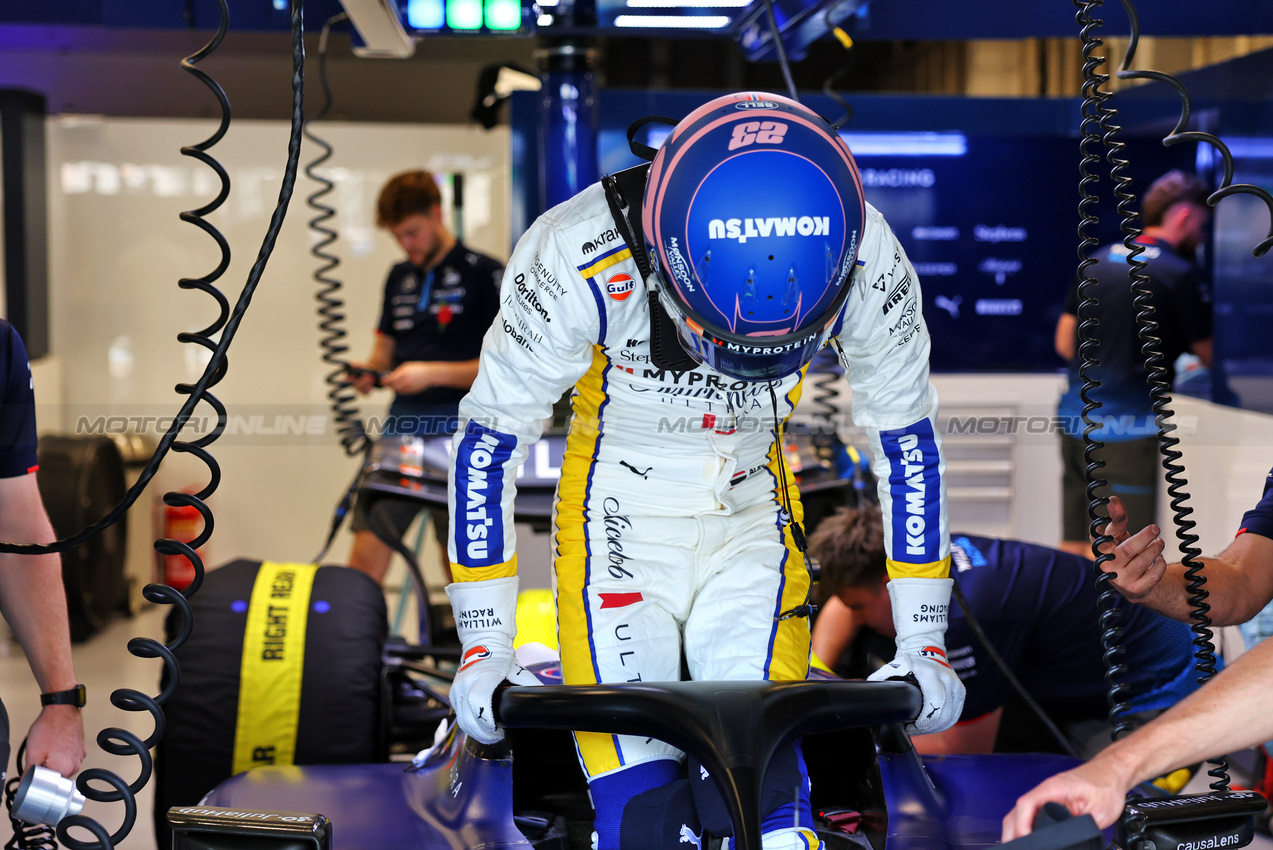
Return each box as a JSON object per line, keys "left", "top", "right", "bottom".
{"left": 1, "top": 605, "right": 1270, "bottom": 850}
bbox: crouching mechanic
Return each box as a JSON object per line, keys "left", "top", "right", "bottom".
{"left": 810, "top": 507, "right": 1202, "bottom": 757}
{"left": 445, "top": 93, "right": 961, "bottom": 850}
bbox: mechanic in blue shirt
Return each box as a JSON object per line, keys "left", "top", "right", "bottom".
{"left": 1053, "top": 171, "right": 1213, "bottom": 558}
{"left": 348, "top": 170, "right": 504, "bottom": 585}
{"left": 1005, "top": 479, "right": 1273, "bottom": 838}
{"left": 0, "top": 319, "right": 86, "bottom": 782}
{"left": 810, "top": 505, "right": 1201, "bottom": 756}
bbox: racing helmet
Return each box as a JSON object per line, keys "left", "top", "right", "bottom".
{"left": 641, "top": 92, "right": 866, "bottom": 382}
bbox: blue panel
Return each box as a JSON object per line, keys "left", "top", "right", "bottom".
{"left": 845, "top": 0, "right": 1273, "bottom": 41}
{"left": 201, "top": 757, "right": 528, "bottom": 849}
{"left": 878, "top": 749, "right": 1113, "bottom": 849}
{"left": 0, "top": 1, "right": 102, "bottom": 25}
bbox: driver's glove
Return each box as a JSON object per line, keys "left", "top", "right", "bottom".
{"left": 445, "top": 575, "right": 539, "bottom": 744}
{"left": 868, "top": 577, "right": 965, "bottom": 735}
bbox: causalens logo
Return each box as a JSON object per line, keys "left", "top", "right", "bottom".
{"left": 881, "top": 419, "right": 941, "bottom": 561}
{"left": 708, "top": 216, "right": 831, "bottom": 243}
{"left": 455, "top": 421, "right": 517, "bottom": 566}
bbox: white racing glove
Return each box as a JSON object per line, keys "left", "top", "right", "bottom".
{"left": 445, "top": 575, "right": 540, "bottom": 744}
{"left": 867, "top": 577, "right": 965, "bottom": 735}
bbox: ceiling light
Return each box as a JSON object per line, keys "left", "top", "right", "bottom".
{"left": 613, "top": 14, "right": 731, "bottom": 26}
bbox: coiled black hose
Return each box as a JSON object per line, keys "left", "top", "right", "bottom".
{"left": 0, "top": 1, "right": 308, "bottom": 846}
{"left": 1102, "top": 0, "right": 1272, "bottom": 793}
{"left": 304, "top": 11, "right": 376, "bottom": 566}
{"left": 304, "top": 11, "right": 369, "bottom": 459}
{"left": 1073, "top": 0, "right": 1135, "bottom": 745}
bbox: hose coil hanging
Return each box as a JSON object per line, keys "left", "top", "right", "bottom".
{"left": 0, "top": 1, "right": 309, "bottom": 845}
{"left": 1074, "top": 0, "right": 1135, "bottom": 745}
{"left": 1075, "top": 0, "right": 1269, "bottom": 797}
{"left": 49, "top": 6, "right": 238, "bottom": 845}
{"left": 304, "top": 11, "right": 369, "bottom": 458}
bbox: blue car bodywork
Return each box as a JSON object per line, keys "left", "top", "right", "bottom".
{"left": 199, "top": 662, "right": 1084, "bottom": 849}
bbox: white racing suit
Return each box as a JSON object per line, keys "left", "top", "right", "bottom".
{"left": 449, "top": 183, "right": 951, "bottom": 850}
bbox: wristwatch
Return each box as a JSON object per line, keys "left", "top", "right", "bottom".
{"left": 40, "top": 684, "right": 86, "bottom": 708}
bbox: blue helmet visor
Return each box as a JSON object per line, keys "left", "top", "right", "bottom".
{"left": 658, "top": 282, "right": 838, "bottom": 382}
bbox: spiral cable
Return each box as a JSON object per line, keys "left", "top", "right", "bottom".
{"left": 1098, "top": 0, "right": 1239, "bottom": 791}
{"left": 1074, "top": 0, "right": 1136, "bottom": 746}
{"left": 304, "top": 11, "right": 369, "bottom": 458}
{"left": 4, "top": 2, "right": 310, "bottom": 846}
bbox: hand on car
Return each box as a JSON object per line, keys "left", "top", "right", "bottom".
{"left": 1096, "top": 496, "right": 1169, "bottom": 603}
{"left": 1002, "top": 756, "right": 1132, "bottom": 840}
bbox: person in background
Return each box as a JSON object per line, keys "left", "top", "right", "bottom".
{"left": 347, "top": 170, "right": 503, "bottom": 585}
{"left": 1054, "top": 170, "right": 1213, "bottom": 558}
{"left": 810, "top": 506, "right": 1202, "bottom": 757}
{"left": 0, "top": 319, "right": 87, "bottom": 782}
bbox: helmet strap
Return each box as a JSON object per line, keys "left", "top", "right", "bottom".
{"left": 602, "top": 163, "right": 698, "bottom": 373}
{"left": 626, "top": 115, "right": 680, "bottom": 162}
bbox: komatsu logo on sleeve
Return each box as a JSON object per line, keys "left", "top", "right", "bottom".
{"left": 708, "top": 216, "right": 830, "bottom": 243}
{"left": 883, "top": 420, "right": 941, "bottom": 560}
{"left": 456, "top": 423, "right": 516, "bottom": 565}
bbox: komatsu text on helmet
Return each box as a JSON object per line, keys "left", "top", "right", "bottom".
{"left": 641, "top": 92, "right": 867, "bottom": 382}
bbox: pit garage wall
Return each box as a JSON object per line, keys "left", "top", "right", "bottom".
{"left": 38, "top": 117, "right": 511, "bottom": 601}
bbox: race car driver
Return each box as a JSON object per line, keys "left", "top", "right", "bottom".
{"left": 445, "top": 92, "right": 960, "bottom": 850}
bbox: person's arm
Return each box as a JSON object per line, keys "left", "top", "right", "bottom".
{"left": 913, "top": 708, "right": 1002, "bottom": 755}
{"left": 444, "top": 214, "right": 596, "bottom": 744}
{"left": 382, "top": 358, "right": 481, "bottom": 395}
{"left": 1054, "top": 313, "right": 1078, "bottom": 361}
{"left": 1003, "top": 634, "right": 1273, "bottom": 839}
{"left": 1100, "top": 495, "right": 1273, "bottom": 625}
{"left": 835, "top": 207, "right": 960, "bottom": 735}
{"left": 811, "top": 595, "right": 859, "bottom": 669}
{"left": 0, "top": 474, "right": 86, "bottom": 777}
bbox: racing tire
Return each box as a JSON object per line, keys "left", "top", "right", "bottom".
{"left": 35, "top": 435, "right": 129, "bottom": 643}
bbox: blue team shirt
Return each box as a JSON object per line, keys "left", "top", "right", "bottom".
{"left": 1055, "top": 236, "right": 1212, "bottom": 441}
{"left": 1237, "top": 467, "right": 1273, "bottom": 540}
{"left": 948, "top": 534, "right": 1202, "bottom": 721}
{"left": 376, "top": 242, "right": 503, "bottom": 435}
{"left": 0, "top": 320, "right": 39, "bottom": 478}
